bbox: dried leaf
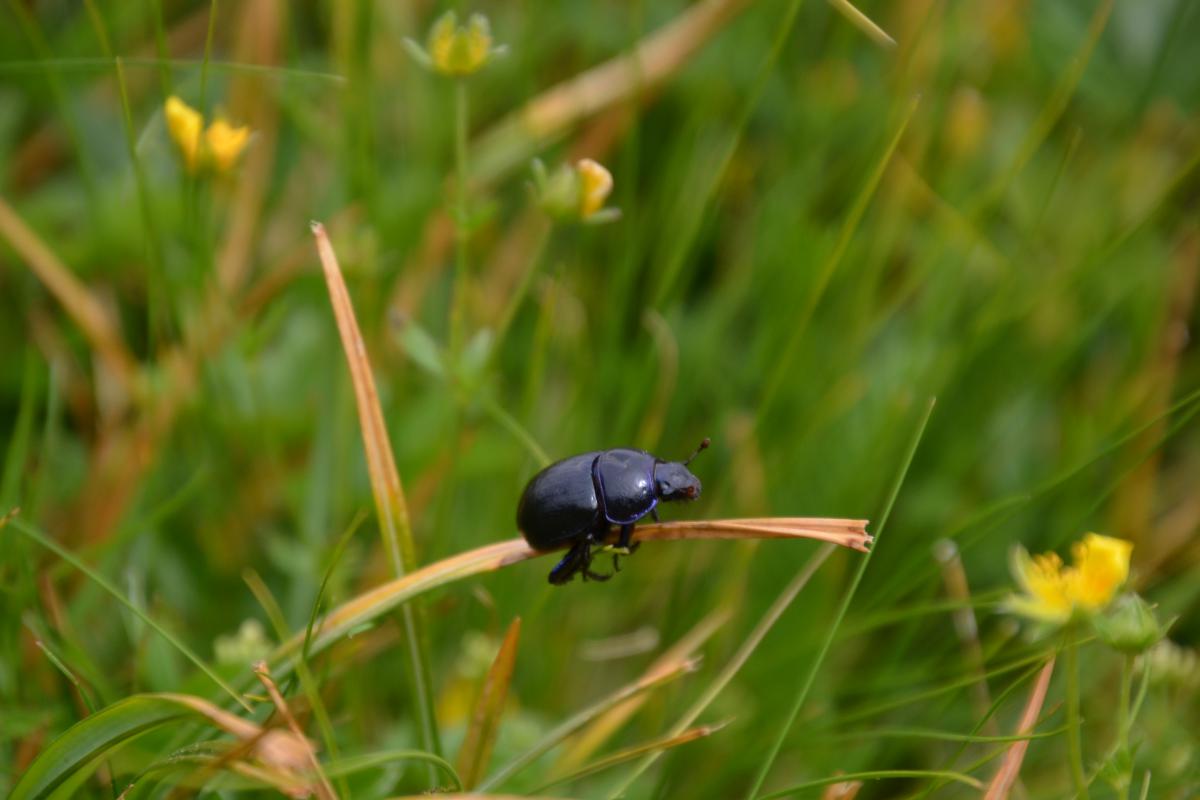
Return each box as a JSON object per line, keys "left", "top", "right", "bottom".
{"left": 457, "top": 617, "right": 522, "bottom": 788}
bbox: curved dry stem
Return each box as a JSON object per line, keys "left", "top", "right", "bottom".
{"left": 270, "top": 517, "right": 869, "bottom": 674}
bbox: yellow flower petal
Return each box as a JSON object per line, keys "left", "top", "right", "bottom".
{"left": 165, "top": 96, "right": 204, "bottom": 173}
{"left": 1009, "top": 546, "right": 1073, "bottom": 622}
{"left": 205, "top": 118, "right": 251, "bottom": 173}
{"left": 1068, "top": 533, "right": 1132, "bottom": 611}
{"left": 576, "top": 158, "right": 612, "bottom": 219}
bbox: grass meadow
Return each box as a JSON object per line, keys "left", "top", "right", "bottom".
{"left": 2, "top": 0, "right": 1199, "bottom": 797}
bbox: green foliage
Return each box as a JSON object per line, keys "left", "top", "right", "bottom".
{"left": 2, "top": 0, "right": 1200, "bottom": 797}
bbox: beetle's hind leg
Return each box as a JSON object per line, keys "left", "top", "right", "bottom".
{"left": 548, "top": 541, "right": 588, "bottom": 585}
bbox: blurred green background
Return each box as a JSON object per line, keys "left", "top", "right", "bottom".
{"left": 2, "top": 0, "right": 1199, "bottom": 797}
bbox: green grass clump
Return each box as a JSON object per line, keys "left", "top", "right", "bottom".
{"left": 3, "top": 1, "right": 1200, "bottom": 797}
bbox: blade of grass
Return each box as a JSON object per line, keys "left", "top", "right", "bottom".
{"left": 984, "top": 657, "right": 1056, "bottom": 800}
{"left": 826, "top": 0, "right": 896, "bottom": 48}
{"left": 471, "top": 0, "right": 754, "bottom": 185}
{"left": 244, "top": 570, "right": 345, "bottom": 798}
{"left": 757, "top": 96, "right": 919, "bottom": 421}
{"left": 553, "top": 609, "right": 728, "bottom": 773}
{"left": 0, "top": 196, "right": 138, "bottom": 394}
{"left": 758, "top": 769, "right": 984, "bottom": 799}
{"left": 269, "top": 518, "right": 873, "bottom": 677}
{"left": 650, "top": 0, "right": 814, "bottom": 306}
{"left": 745, "top": 397, "right": 936, "bottom": 799}
{"left": 9, "top": 693, "right": 268, "bottom": 800}
{"left": 310, "top": 221, "right": 440, "bottom": 760}
{"left": 478, "top": 655, "right": 700, "bottom": 792}
{"left": 253, "top": 663, "right": 337, "bottom": 800}
{"left": 114, "top": 56, "right": 167, "bottom": 337}
{"left": 6, "top": 517, "right": 251, "bottom": 712}
{"left": 457, "top": 617, "right": 522, "bottom": 789}
{"left": 973, "top": 0, "right": 1114, "bottom": 214}
{"left": 535, "top": 722, "right": 727, "bottom": 794}
{"left": 606, "top": 542, "right": 838, "bottom": 798}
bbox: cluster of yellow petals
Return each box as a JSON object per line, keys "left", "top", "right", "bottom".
{"left": 165, "top": 96, "right": 250, "bottom": 175}
{"left": 576, "top": 158, "right": 613, "bottom": 220}
{"left": 1008, "top": 533, "right": 1133, "bottom": 624}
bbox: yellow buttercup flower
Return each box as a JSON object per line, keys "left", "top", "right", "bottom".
{"left": 165, "top": 95, "right": 250, "bottom": 175}
{"left": 205, "top": 118, "right": 251, "bottom": 173}
{"left": 165, "top": 95, "right": 204, "bottom": 173}
{"left": 1007, "top": 533, "right": 1132, "bottom": 624}
{"left": 576, "top": 159, "right": 613, "bottom": 219}
{"left": 427, "top": 11, "right": 493, "bottom": 76}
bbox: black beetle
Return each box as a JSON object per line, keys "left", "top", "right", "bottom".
{"left": 517, "top": 439, "right": 709, "bottom": 584}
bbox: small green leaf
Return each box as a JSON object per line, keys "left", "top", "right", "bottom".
{"left": 399, "top": 321, "right": 446, "bottom": 378}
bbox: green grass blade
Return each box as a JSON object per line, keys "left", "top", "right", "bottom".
{"left": 606, "top": 543, "right": 838, "bottom": 797}
{"left": 7, "top": 518, "right": 250, "bottom": 712}
{"left": 9, "top": 696, "right": 202, "bottom": 800}
{"left": 745, "top": 397, "right": 936, "bottom": 798}
{"left": 757, "top": 768, "right": 983, "bottom": 799}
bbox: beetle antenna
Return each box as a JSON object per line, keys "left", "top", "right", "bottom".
{"left": 683, "top": 437, "right": 711, "bottom": 465}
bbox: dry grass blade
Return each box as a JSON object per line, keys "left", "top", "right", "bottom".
{"left": 458, "top": 618, "right": 522, "bottom": 790}
{"left": 472, "top": 0, "right": 752, "bottom": 182}
{"left": 254, "top": 663, "right": 337, "bottom": 800}
{"left": 821, "top": 777, "right": 863, "bottom": 799}
{"left": 310, "top": 220, "right": 415, "bottom": 575}
{"left": 827, "top": 0, "right": 896, "bottom": 49}
{"left": 0, "top": 195, "right": 137, "bottom": 395}
{"left": 536, "top": 722, "right": 728, "bottom": 793}
{"left": 554, "top": 610, "right": 728, "bottom": 772}
{"left": 984, "top": 658, "right": 1056, "bottom": 800}
{"left": 272, "top": 518, "right": 868, "bottom": 672}
{"left": 310, "top": 220, "right": 440, "bottom": 761}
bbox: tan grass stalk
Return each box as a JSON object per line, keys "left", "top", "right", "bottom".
{"left": 472, "top": 0, "right": 752, "bottom": 183}
{"left": 253, "top": 663, "right": 337, "bottom": 800}
{"left": 827, "top": 0, "right": 896, "bottom": 49}
{"left": 0, "top": 195, "right": 137, "bottom": 395}
{"left": 983, "top": 658, "right": 1056, "bottom": 800}
{"left": 272, "top": 517, "right": 869, "bottom": 672}
{"left": 554, "top": 609, "right": 729, "bottom": 772}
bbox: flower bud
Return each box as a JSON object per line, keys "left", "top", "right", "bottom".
{"left": 416, "top": 11, "right": 498, "bottom": 77}
{"left": 1093, "top": 594, "right": 1166, "bottom": 655}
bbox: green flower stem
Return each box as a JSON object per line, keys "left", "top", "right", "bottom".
{"left": 1116, "top": 653, "right": 1134, "bottom": 800}
{"left": 1065, "top": 628, "right": 1088, "bottom": 799}
{"left": 449, "top": 77, "right": 470, "bottom": 362}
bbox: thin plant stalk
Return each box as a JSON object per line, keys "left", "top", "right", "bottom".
{"left": 449, "top": 78, "right": 470, "bottom": 361}
{"left": 1115, "top": 654, "right": 1134, "bottom": 800}
{"left": 1065, "top": 629, "right": 1088, "bottom": 799}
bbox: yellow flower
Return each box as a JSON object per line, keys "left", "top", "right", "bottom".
{"left": 164, "top": 96, "right": 250, "bottom": 175}
{"left": 205, "top": 118, "right": 251, "bottom": 172}
{"left": 427, "top": 11, "right": 493, "bottom": 76}
{"left": 165, "top": 95, "right": 204, "bottom": 173}
{"left": 1007, "top": 533, "right": 1132, "bottom": 624}
{"left": 576, "top": 158, "right": 613, "bottom": 219}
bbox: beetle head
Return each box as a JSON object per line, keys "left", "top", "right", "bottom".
{"left": 654, "top": 461, "right": 702, "bottom": 501}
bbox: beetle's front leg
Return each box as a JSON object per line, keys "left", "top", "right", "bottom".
{"left": 609, "top": 523, "right": 641, "bottom": 572}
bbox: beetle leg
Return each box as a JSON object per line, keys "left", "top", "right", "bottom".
{"left": 581, "top": 535, "right": 613, "bottom": 582}
{"left": 651, "top": 507, "right": 660, "bottom": 523}
{"left": 548, "top": 541, "right": 587, "bottom": 585}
